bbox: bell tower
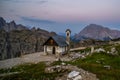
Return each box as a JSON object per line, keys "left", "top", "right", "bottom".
{"left": 66, "top": 29, "right": 71, "bottom": 45}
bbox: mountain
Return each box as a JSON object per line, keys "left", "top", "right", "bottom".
{"left": 0, "top": 17, "right": 28, "bottom": 31}
{"left": 74, "top": 24, "right": 120, "bottom": 41}
{"left": 0, "top": 17, "right": 56, "bottom": 60}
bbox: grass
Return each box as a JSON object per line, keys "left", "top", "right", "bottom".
{"left": 0, "top": 62, "right": 61, "bottom": 80}
{"left": 66, "top": 52, "right": 120, "bottom": 80}
{"left": 115, "top": 44, "right": 120, "bottom": 55}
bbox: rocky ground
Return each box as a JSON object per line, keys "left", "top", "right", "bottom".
{"left": 45, "top": 63, "right": 99, "bottom": 80}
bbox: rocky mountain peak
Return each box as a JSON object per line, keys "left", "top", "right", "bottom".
{"left": 8, "top": 20, "right": 17, "bottom": 29}
{"left": 0, "top": 17, "right": 28, "bottom": 31}
{"left": 75, "top": 24, "right": 120, "bottom": 41}
{"left": 0, "top": 17, "right": 6, "bottom": 28}
{"left": 10, "top": 20, "right": 16, "bottom": 25}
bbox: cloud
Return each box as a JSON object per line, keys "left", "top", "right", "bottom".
{"left": 0, "top": 0, "right": 48, "bottom": 4}
{"left": 0, "top": 0, "right": 26, "bottom": 3}
{"left": 21, "top": 16, "right": 56, "bottom": 24}
{"left": 37, "top": 0, "right": 48, "bottom": 4}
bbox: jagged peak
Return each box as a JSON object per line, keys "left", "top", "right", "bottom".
{"left": 0, "top": 17, "right": 6, "bottom": 22}
{"left": 0, "top": 17, "right": 6, "bottom": 27}
{"left": 0, "top": 17, "right": 4, "bottom": 20}
{"left": 10, "top": 20, "right": 16, "bottom": 24}
{"left": 0, "top": 17, "right": 29, "bottom": 31}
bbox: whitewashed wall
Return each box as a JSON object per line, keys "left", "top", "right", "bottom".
{"left": 46, "top": 46, "right": 67, "bottom": 54}
{"left": 56, "top": 46, "right": 66, "bottom": 54}
{"left": 46, "top": 46, "right": 53, "bottom": 54}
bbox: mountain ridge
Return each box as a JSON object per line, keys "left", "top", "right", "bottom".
{"left": 0, "top": 17, "right": 28, "bottom": 31}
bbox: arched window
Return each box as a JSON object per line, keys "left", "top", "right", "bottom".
{"left": 67, "top": 33, "right": 69, "bottom": 36}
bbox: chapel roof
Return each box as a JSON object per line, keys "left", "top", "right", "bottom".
{"left": 43, "top": 35, "right": 68, "bottom": 47}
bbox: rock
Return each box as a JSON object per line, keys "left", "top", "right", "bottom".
{"left": 96, "top": 60, "right": 100, "bottom": 63}
{"left": 111, "top": 47, "right": 116, "bottom": 53}
{"left": 67, "top": 71, "right": 82, "bottom": 80}
{"left": 45, "top": 61, "right": 53, "bottom": 66}
{"left": 110, "top": 47, "right": 118, "bottom": 55}
{"left": 45, "top": 65, "right": 63, "bottom": 73}
{"left": 61, "top": 62, "right": 66, "bottom": 66}
{"left": 55, "top": 58, "right": 61, "bottom": 61}
{"left": 106, "top": 47, "right": 118, "bottom": 55}
{"left": 69, "top": 53, "right": 85, "bottom": 59}
{"left": 45, "top": 64, "right": 99, "bottom": 80}
{"left": 73, "top": 75, "right": 82, "bottom": 80}
{"left": 81, "top": 55, "right": 86, "bottom": 58}
{"left": 68, "top": 71, "right": 80, "bottom": 78}
{"left": 107, "top": 51, "right": 110, "bottom": 54}
{"left": 95, "top": 48, "right": 105, "bottom": 53}
{"left": 104, "top": 65, "right": 111, "bottom": 70}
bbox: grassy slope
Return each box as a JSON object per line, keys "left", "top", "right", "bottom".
{"left": 0, "top": 62, "right": 59, "bottom": 80}
{"left": 67, "top": 52, "right": 120, "bottom": 80}
{"left": 67, "top": 44, "right": 120, "bottom": 80}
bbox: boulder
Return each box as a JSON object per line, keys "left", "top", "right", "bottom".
{"left": 68, "top": 71, "right": 80, "bottom": 78}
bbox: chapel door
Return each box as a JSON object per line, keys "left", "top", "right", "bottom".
{"left": 52, "top": 47, "right": 55, "bottom": 54}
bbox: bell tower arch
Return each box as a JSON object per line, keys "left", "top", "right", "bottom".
{"left": 66, "top": 29, "right": 71, "bottom": 45}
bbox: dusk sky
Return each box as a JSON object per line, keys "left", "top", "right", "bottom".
{"left": 0, "top": 0, "right": 120, "bottom": 34}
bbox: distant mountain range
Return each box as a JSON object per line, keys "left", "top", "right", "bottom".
{"left": 74, "top": 24, "right": 120, "bottom": 41}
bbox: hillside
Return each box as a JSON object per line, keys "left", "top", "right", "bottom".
{"left": 0, "top": 17, "right": 56, "bottom": 60}
{"left": 0, "top": 42, "right": 120, "bottom": 80}
{"left": 75, "top": 24, "right": 120, "bottom": 41}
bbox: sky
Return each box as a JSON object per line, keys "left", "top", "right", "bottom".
{"left": 0, "top": 0, "right": 120, "bottom": 34}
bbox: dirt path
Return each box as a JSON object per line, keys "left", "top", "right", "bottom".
{"left": 0, "top": 47, "right": 89, "bottom": 69}
{"left": 0, "top": 52, "right": 70, "bottom": 69}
